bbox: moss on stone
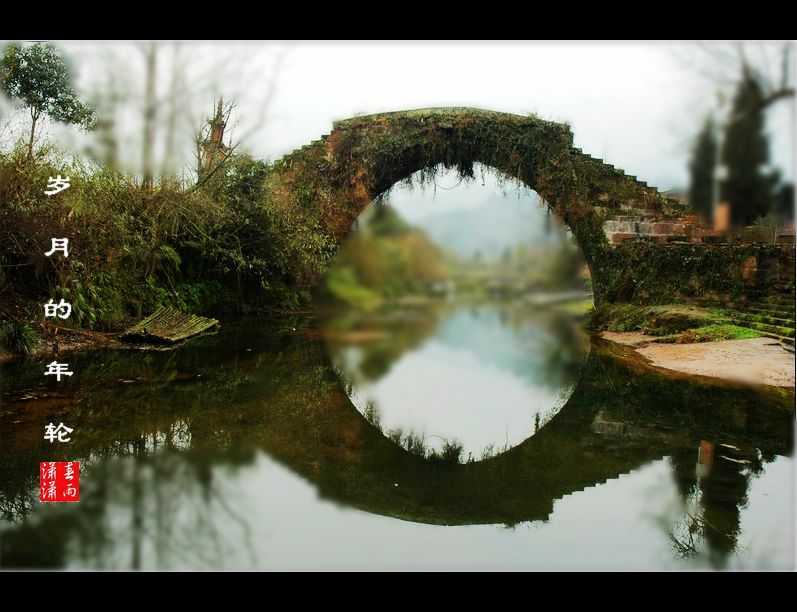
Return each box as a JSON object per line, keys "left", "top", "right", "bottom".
{"left": 591, "top": 303, "right": 715, "bottom": 335}
{"left": 656, "top": 324, "right": 761, "bottom": 344}
{"left": 595, "top": 242, "right": 795, "bottom": 305}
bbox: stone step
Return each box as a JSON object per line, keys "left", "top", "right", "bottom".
{"left": 722, "top": 311, "right": 796, "bottom": 327}
{"left": 747, "top": 304, "right": 795, "bottom": 315}
{"left": 725, "top": 319, "right": 795, "bottom": 338}
{"left": 762, "top": 300, "right": 796, "bottom": 309}
{"left": 559, "top": 457, "right": 667, "bottom": 501}
{"left": 604, "top": 220, "right": 693, "bottom": 235}
{"left": 286, "top": 134, "right": 333, "bottom": 158}
{"left": 759, "top": 332, "right": 796, "bottom": 347}
{"left": 573, "top": 149, "right": 654, "bottom": 191}
{"left": 745, "top": 306, "right": 796, "bottom": 319}
{"left": 760, "top": 294, "right": 795, "bottom": 305}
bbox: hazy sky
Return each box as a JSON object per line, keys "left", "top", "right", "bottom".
{"left": 259, "top": 42, "right": 794, "bottom": 192}
{"left": 5, "top": 41, "right": 795, "bottom": 199}
{"left": 385, "top": 164, "right": 535, "bottom": 222}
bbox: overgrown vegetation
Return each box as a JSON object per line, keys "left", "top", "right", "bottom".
{"left": 362, "top": 399, "right": 465, "bottom": 464}
{"left": 267, "top": 107, "right": 734, "bottom": 310}
{"left": 384, "top": 428, "right": 465, "bottom": 464}
{"left": 589, "top": 302, "right": 797, "bottom": 345}
{"left": 0, "top": 146, "right": 336, "bottom": 353}
{"left": 658, "top": 324, "right": 760, "bottom": 343}
{"left": 2, "top": 99, "right": 792, "bottom": 355}
{"left": 595, "top": 240, "right": 795, "bottom": 305}
{"left": 592, "top": 304, "right": 715, "bottom": 335}
{"left": 0, "top": 319, "right": 39, "bottom": 354}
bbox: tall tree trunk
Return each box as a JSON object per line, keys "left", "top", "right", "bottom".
{"left": 27, "top": 108, "right": 39, "bottom": 160}
{"left": 161, "top": 42, "right": 184, "bottom": 177}
{"left": 142, "top": 42, "right": 158, "bottom": 190}
{"left": 94, "top": 63, "right": 122, "bottom": 170}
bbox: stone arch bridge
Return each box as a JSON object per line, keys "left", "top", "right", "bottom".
{"left": 268, "top": 108, "right": 793, "bottom": 306}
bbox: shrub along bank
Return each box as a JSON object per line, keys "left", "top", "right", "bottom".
{"left": 0, "top": 146, "right": 336, "bottom": 354}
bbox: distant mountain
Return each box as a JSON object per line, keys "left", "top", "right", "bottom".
{"left": 416, "top": 193, "right": 564, "bottom": 259}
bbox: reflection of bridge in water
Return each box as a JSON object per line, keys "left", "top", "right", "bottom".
{"left": 274, "top": 339, "right": 792, "bottom": 528}
{"left": 0, "top": 320, "right": 792, "bottom": 565}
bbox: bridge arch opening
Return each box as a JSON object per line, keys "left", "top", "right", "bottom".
{"left": 275, "top": 108, "right": 672, "bottom": 310}
{"left": 366, "top": 160, "right": 597, "bottom": 309}
{"left": 317, "top": 162, "right": 592, "bottom": 462}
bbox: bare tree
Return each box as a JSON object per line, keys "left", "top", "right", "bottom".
{"left": 231, "top": 47, "right": 287, "bottom": 149}
{"left": 62, "top": 42, "right": 289, "bottom": 183}
{"left": 141, "top": 41, "right": 158, "bottom": 189}
{"left": 193, "top": 98, "right": 240, "bottom": 189}
{"left": 676, "top": 41, "right": 794, "bottom": 119}
{"left": 161, "top": 42, "right": 186, "bottom": 176}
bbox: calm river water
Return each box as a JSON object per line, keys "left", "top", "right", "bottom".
{"left": 0, "top": 302, "right": 793, "bottom": 570}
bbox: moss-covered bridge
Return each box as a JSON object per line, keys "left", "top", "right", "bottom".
{"left": 269, "top": 107, "right": 793, "bottom": 306}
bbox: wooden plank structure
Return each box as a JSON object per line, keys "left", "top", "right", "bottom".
{"left": 119, "top": 307, "right": 219, "bottom": 346}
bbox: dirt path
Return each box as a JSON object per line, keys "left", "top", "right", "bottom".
{"left": 600, "top": 331, "right": 654, "bottom": 347}
{"left": 600, "top": 332, "right": 795, "bottom": 387}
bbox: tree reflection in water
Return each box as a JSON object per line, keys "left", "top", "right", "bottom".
{"left": 666, "top": 439, "right": 769, "bottom": 567}
{"left": 0, "top": 315, "right": 792, "bottom": 569}
{"left": 321, "top": 302, "right": 590, "bottom": 457}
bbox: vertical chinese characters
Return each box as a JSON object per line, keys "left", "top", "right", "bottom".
{"left": 39, "top": 462, "right": 80, "bottom": 503}
{"left": 38, "top": 175, "right": 80, "bottom": 503}
{"left": 63, "top": 462, "right": 78, "bottom": 500}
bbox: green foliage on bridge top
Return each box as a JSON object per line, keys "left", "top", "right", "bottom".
{"left": 333, "top": 106, "right": 550, "bottom": 127}
{"left": 284, "top": 107, "right": 667, "bottom": 209}
{"left": 328, "top": 107, "right": 576, "bottom": 193}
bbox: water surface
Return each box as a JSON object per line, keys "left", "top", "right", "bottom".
{"left": 0, "top": 305, "right": 793, "bottom": 570}
{"left": 321, "top": 302, "right": 587, "bottom": 458}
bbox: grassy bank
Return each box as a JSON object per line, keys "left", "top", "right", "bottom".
{"left": 590, "top": 302, "right": 797, "bottom": 345}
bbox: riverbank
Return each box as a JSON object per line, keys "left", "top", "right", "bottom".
{"left": 7, "top": 300, "right": 795, "bottom": 390}
{"left": 0, "top": 323, "right": 115, "bottom": 364}
{"left": 601, "top": 331, "right": 795, "bottom": 388}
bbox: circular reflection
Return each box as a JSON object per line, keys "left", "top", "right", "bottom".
{"left": 317, "top": 164, "right": 592, "bottom": 461}
{"left": 321, "top": 302, "right": 589, "bottom": 460}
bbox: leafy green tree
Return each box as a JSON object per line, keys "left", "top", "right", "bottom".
{"left": 721, "top": 73, "right": 777, "bottom": 226}
{"left": 688, "top": 117, "right": 717, "bottom": 220}
{"left": 1, "top": 42, "right": 94, "bottom": 158}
